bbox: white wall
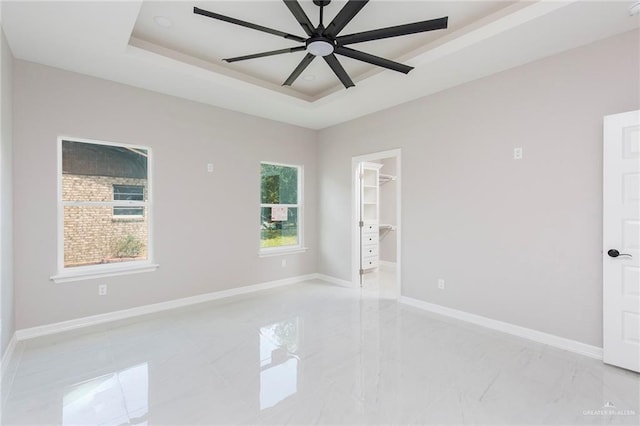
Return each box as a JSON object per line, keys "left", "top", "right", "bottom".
{"left": 317, "top": 30, "right": 640, "bottom": 347}
{"left": 0, "top": 27, "right": 14, "bottom": 355}
{"left": 13, "top": 61, "right": 317, "bottom": 330}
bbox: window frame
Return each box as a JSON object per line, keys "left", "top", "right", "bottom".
{"left": 51, "top": 136, "right": 158, "bottom": 283}
{"left": 259, "top": 161, "right": 306, "bottom": 257}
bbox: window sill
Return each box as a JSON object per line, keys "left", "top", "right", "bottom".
{"left": 258, "top": 247, "right": 308, "bottom": 258}
{"left": 111, "top": 216, "right": 145, "bottom": 222}
{"left": 51, "top": 263, "right": 159, "bottom": 283}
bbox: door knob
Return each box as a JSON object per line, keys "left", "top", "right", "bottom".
{"left": 607, "top": 249, "right": 632, "bottom": 258}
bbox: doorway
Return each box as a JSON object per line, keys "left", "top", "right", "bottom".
{"left": 351, "top": 149, "right": 401, "bottom": 299}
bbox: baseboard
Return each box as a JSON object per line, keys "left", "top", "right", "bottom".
{"left": 11, "top": 276, "right": 604, "bottom": 361}
{"left": 1, "top": 333, "right": 18, "bottom": 379}
{"left": 315, "top": 274, "right": 354, "bottom": 288}
{"left": 399, "top": 296, "right": 603, "bottom": 360}
{"left": 15, "top": 274, "right": 317, "bottom": 341}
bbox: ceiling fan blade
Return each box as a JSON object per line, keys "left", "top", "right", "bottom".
{"left": 283, "top": 53, "right": 316, "bottom": 86}
{"left": 324, "top": 0, "right": 369, "bottom": 38}
{"left": 335, "top": 46, "right": 413, "bottom": 74}
{"left": 194, "top": 7, "right": 306, "bottom": 43}
{"left": 324, "top": 54, "right": 355, "bottom": 89}
{"left": 336, "top": 17, "right": 448, "bottom": 45}
{"left": 224, "top": 46, "right": 306, "bottom": 63}
{"left": 283, "top": 0, "right": 315, "bottom": 36}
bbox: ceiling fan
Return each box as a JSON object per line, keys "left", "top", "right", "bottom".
{"left": 193, "top": 0, "right": 448, "bottom": 89}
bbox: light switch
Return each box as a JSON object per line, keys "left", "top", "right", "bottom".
{"left": 207, "top": 163, "right": 214, "bottom": 173}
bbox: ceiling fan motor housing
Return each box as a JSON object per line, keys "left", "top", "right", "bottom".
{"left": 306, "top": 36, "right": 335, "bottom": 56}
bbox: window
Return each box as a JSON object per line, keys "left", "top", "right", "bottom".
{"left": 53, "top": 137, "right": 156, "bottom": 282}
{"left": 260, "top": 162, "right": 303, "bottom": 253}
{"left": 113, "top": 185, "right": 144, "bottom": 217}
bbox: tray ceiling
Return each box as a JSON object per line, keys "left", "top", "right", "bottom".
{"left": 2, "top": 1, "right": 639, "bottom": 129}
{"left": 131, "top": 1, "right": 512, "bottom": 99}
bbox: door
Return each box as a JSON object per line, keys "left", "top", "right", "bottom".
{"left": 603, "top": 110, "right": 640, "bottom": 372}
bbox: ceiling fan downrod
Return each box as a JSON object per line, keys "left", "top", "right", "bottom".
{"left": 313, "top": 0, "right": 331, "bottom": 27}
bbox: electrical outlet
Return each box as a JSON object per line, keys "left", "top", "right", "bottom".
{"left": 281, "top": 259, "right": 287, "bottom": 267}
{"left": 513, "top": 147, "right": 523, "bottom": 160}
{"left": 98, "top": 284, "right": 107, "bottom": 296}
{"left": 437, "top": 279, "right": 445, "bottom": 290}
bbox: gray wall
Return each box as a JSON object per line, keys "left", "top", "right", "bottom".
{"left": 1, "top": 27, "right": 14, "bottom": 355}
{"left": 317, "top": 30, "right": 640, "bottom": 347}
{"left": 13, "top": 61, "right": 317, "bottom": 330}
{"left": 379, "top": 157, "right": 397, "bottom": 263}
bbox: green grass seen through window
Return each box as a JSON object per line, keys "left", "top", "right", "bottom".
{"left": 261, "top": 229, "right": 298, "bottom": 248}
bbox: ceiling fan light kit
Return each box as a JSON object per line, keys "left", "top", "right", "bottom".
{"left": 193, "top": 0, "right": 449, "bottom": 89}
{"left": 306, "top": 37, "right": 335, "bottom": 57}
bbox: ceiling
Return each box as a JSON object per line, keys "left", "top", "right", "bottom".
{"left": 133, "top": 1, "right": 512, "bottom": 99}
{"left": 2, "top": 1, "right": 639, "bottom": 129}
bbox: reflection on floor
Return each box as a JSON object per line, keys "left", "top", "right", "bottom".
{"left": 361, "top": 262, "right": 397, "bottom": 299}
{"left": 2, "top": 280, "right": 639, "bottom": 425}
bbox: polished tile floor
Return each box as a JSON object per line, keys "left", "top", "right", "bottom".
{"left": 2, "top": 280, "right": 639, "bottom": 425}
{"left": 361, "top": 264, "right": 398, "bottom": 300}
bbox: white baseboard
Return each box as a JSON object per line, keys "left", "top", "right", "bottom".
{"left": 15, "top": 274, "right": 317, "bottom": 341}
{"left": 10, "top": 275, "right": 604, "bottom": 362}
{"left": 1, "top": 333, "right": 18, "bottom": 379}
{"left": 399, "top": 296, "right": 603, "bottom": 360}
{"left": 315, "top": 274, "right": 354, "bottom": 288}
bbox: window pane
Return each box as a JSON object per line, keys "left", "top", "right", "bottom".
{"left": 261, "top": 164, "right": 298, "bottom": 205}
{"left": 62, "top": 141, "right": 148, "bottom": 202}
{"left": 64, "top": 206, "right": 148, "bottom": 268}
{"left": 113, "top": 185, "right": 144, "bottom": 201}
{"left": 113, "top": 207, "right": 144, "bottom": 217}
{"left": 260, "top": 207, "right": 298, "bottom": 248}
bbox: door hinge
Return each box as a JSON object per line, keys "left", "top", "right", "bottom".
{"left": 359, "top": 268, "right": 364, "bottom": 275}
{"left": 359, "top": 221, "right": 364, "bottom": 227}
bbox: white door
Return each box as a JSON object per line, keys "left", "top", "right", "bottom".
{"left": 603, "top": 110, "right": 640, "bottom": 372}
